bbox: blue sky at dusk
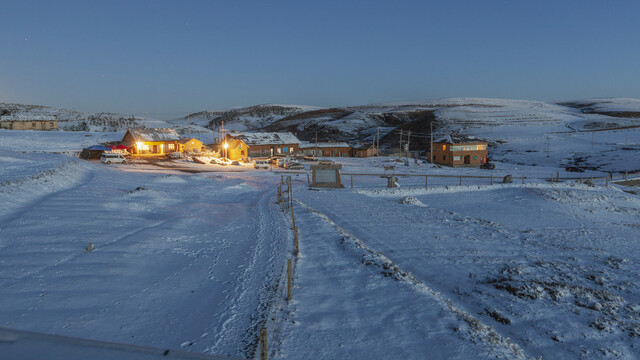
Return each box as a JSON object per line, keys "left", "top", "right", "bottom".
{"left": 1, "top": 0, "right": 639, "bottom": 118}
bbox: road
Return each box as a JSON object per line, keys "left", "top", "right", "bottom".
{"left": 0, "top": 162, "right": 288, "bottom": 359}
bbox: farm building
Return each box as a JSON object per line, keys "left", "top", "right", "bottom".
{"left": 121, "top": 128, "right": 181, "bottom": 155}
{"left": 352, "top": 145, "right": 377, "bottom": 158}
{"left": 299, "top": 142, "right": 352, "bottom": 157}
{"left": 427, "top": 139, "right": 489, "bottom": 167}
{"left": 0, "top": 119, "right": 58, "bottom": 131}
{"left": 177, "top": 138, "right": 203, "bottom": 153}
{"left": 223, "top": 139, "right": 249, "bottom": 160}
{"left": 226, "top": 132, "right": 301, "bottom": 158}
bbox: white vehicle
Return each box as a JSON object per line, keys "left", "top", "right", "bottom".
{"left": 254, "top": 160, "right": 269, "bottom": 169}
{"left": 277, "top": 157, "right": 293, "bottom": 167}
{"left": 101, "top": 153, "right": 127, "bottom": 164}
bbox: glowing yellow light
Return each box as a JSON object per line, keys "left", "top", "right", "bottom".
{"left": 136, "top": 142, "right": 143, "bottom": 149}
{"left": 442, "top": 145, "right": 446, "bottom": 151}
{"left": 223, "top": 142, "right": 229, "bottom": 149}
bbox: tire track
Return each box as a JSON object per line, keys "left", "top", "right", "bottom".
{"left": 294, "top": 199, "right": 533, "bottom": 360}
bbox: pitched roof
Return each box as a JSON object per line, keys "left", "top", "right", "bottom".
{"left": 230, "top": 132, "right": 300, "bottom": 146}
{"left": 177, "top": 138, "right": 202, "bottom": 144}
{"left": 299, "top": 141, "right": 351, "bottom": 149}
{"left": 126, "top": 128, "right": 181, "bottom": 142}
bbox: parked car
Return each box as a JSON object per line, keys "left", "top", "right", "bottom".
{"left": 303, "top": 155, "right": 318, "bottom": 161}
{"left": 254, "top": 160, "right": 269, "bottom": 169}
{"left": 101, "top": 153, "right": 126, "bottom": 164}
{"left": 230, "top": 160, "right": 240, "bottom": 166}
{"left": 277, "top": 157, "right": 293, "bottom": 167}
{"left": 269, "top": 154, "right": 285, "bottom": 164}
{"left": 286, "top": 162, "right": 305, "bottom": 170}
{"left": 480, "top": 162, "right": 495, "bottom": 170}
{"left": 318, "top": 160, "right": 334, "bottom": 165}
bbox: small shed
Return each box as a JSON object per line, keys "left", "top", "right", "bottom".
{"left": 224, "top": 139, "right": 249, "bottom": 161}
{"left": 81, "top": 145, "right": 111, "bottom": 159}
{"left": 178, "top": 138, "right": 203, "bottom": 153}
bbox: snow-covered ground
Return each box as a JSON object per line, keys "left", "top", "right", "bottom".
{"left": 1, "top": 126, "right": 639, "bottom": 359}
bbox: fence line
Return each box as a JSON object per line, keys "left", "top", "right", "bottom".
{"left": 261, "top": 175, "right": 300, "bottom": 360}
{"left": 340, "top": 171, "right": 640, "bottom": 189}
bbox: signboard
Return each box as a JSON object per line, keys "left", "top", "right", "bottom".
{"left": 310, "top": 164, "right": 343, "bottom": 188}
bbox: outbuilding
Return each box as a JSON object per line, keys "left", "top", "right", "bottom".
{"left": 226, "top": 132, "right": 301, "bottom": 158}
{"left": 177, "top": 138, "right": 203, "bottom": 153}
{"left": 428, "top": 138, "right": 489, "bottom": 167}
{"left": 299, "top": 142, "right": 352, "bottom": 157}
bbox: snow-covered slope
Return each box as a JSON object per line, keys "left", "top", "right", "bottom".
{"left": 0, "top": 103, "right": 171, "bottom": 132}
{"left": 173, "top": 104, "right": 323, "bottom": 132}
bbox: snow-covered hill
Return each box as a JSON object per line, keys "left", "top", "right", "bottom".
{"left": 0, "top": 103, "right": 171, "bottom": 132}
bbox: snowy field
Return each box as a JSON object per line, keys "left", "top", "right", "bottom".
{"left": 1, "top": 128, "right": 639, "bottom": 359}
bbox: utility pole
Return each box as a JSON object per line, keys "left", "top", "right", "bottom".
{"left": 406, "top": 130, "right": 411, "bottom": 161}
{"left": 315, "top": 130, "right": 318, "bottom": 157}
{"left": 429, "top": 123, "right": 434, "bottom": 162}
{"left": 399, "top": 129, "right": 403, "bottom": 157}
{"left": 376, "top": 127, "right": 380, "bottom": 156}
{"left": 546, "top": 136, "right": 550, "bottom": 158}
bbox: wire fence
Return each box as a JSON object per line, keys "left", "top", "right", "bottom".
{"left": 259, "top": 175, "right": 299, "bottom": 360}
{"left": 340, "top": 171, "right": 640, "bottom": 189}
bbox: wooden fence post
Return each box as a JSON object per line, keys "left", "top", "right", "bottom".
{"left": 522, "top": 175, "right": 525, "bottom": 184}
{"left": 351, "top": 176, "right": 353, "bottom": 188}
{"left": 291, "top": 206, "right": 295, "bottom": 229}
{"left": 557, "top": 171, "right": 560, "bottom": 182}
{"left": 294, "top": 227, "right": 299, "bottom": 256}
{"left": 579, "top": 175, "right": 582, "bottom": 184}
{"left": 307, "top": 173, "right": 310, "bottom": 184}
{"left": 425, "top": 176, "right": 428, "bottom": 189}
{"left": 490, "top": 174, "right": 493, "bottom": 185}
{"left": 260, "top": 328, "right": 268, "bottom": 360}
{"left": 287, "top": 259, "right": 293, "bottom": 301}
{"left": 625, "top": 171, "right": 628, "bottom": 180}
{"left": 459, "top": 176, "right": 462, "bottom": 186}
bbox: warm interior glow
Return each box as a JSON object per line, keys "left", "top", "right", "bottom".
{"left": 136, "top": 142, "right": 143, "bottom": 149}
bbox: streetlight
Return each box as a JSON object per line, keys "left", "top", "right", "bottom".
{"left": 223, "top": 142, "right": 228, "bottom": 159}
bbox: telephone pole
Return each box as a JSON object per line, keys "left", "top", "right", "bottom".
{"left": 429, "top": 121, "right": 433, "bottom": 163}
{"left": 399, "top": 129, "right": 403, "bottom": 156}
{"left": 376, "top": 127, "right": 380, "bottom": 156}
{"left": 406, "top": 130, "right": 411, "bottom": 160}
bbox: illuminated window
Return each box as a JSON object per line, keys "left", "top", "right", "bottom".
{"left": 168, "top": 143, "right": 175, "bottom": 150}
{"left": 142, "top": 144, "right": 149, "bottom": 151}
{"left": 442, "top": 145, "right": 446, "bottom": 151}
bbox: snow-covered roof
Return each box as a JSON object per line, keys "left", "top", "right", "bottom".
{"left": 1, "top": 116, "right": 58, "bottom": 121}
{"left": 177, "top": 138, "right": 202, "bottom": 144}
{"left": 127, "top": 128, "right": 181, "bottom": 142}
{"left": 230, "top": 132, "right": 300, "bottom": 145}
{"left": 299, "top": 141, "right": 351, "bottom": 149}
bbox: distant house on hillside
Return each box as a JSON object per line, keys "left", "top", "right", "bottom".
{"left": 0, "top": 118, "right": 58, "bottom": 131}
{"left": 427, "top": 138, "right": 489, "bottom": 167}
{"left": 226, "top": 132, "right": 301, "bottom": 158}
{"left": 121, "top": 128, "right": 182, "bottom": 155}
{"left": 299, "top": 142, "right": 352, "bottom": 157}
